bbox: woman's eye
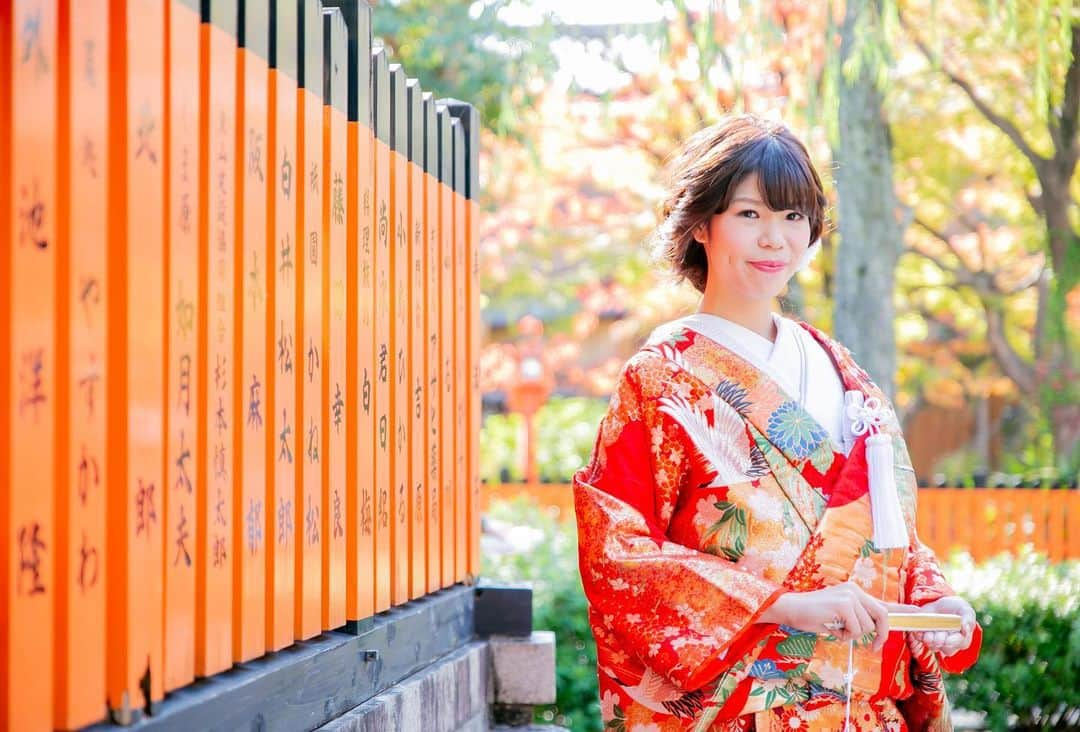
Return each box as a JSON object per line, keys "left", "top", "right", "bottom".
{"left": 738, "top": 210, "right": 759, "bottom": 219}
{"left": 786, "top": 211, "right": 805, "bottom": 221}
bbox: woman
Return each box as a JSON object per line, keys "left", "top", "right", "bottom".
{"left": 573, "top": 115, "right": 980, "bottom": 731}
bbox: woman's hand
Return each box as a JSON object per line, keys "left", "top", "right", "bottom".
{"left": 758, "top": 582, "right": 920, "bottom": 652}
{"left": 912, "top": 595, "right": 976, "bottom": 657}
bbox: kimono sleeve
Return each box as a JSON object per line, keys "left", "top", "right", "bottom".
{"left": 573, "top": 357, "right": 785, "bottom": 693}
{"left": 905, "top": 539, "right": 982, "bottom": 673}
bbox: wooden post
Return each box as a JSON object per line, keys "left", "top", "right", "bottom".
{"left": 371, "top": 46, "right": 391, "bottom": 612}
{"left": 266, "top": 0, "right": 298, "bottom": 653}
{"left": 234, "top": 0, "right": 269, "bottom": 663}
{"left": 321, "top": 5, "right": 348, "bottom": 631}
{"left": 56, "top": 0, "right": 108, "bottom": 726}
{"left": 295, "top": 0, "right": 324, "bottom": 641}
{"left": 422, "top": 92, "right": 442, "bottom": 595}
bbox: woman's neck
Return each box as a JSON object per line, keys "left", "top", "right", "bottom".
{"left": 696, "top": 291, "right": 777, "bottom": 342}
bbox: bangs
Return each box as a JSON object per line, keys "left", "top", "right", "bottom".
{"left": 726, "top": 136, "right": 823, "bottom": 218}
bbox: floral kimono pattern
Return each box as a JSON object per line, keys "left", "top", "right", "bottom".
{"left": 574, "top": 319, "right": 981, "bottom": 731}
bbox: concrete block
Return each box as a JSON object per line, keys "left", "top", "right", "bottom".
{"left": 488, "top": 631, "right": 556, "bottom": 706}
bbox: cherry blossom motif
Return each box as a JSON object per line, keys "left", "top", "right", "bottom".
{"left": 600, "top": 689, "right": 620, "bottom": 720}
{"left": 658, "top": 392, "right": 754, "bottom": 485}
{"left": 850, "top": 555, "right": 877, "bottom": 589}
{"left": 815, "top": 661, "right": 847, "bottom": 690}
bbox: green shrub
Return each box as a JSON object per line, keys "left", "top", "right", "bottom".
{"left": 482, "top": 497, "right": 601, "bottom": 731}
{"left": 480, "top": 397, "right": 607, "bottom": 484}
{"left": 942, "top": 548, "right": 1080, "bottom": 730}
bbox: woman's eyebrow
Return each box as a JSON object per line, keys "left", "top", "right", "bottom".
{"left": 730, "top": 196, "right": 766, "bottom": 205}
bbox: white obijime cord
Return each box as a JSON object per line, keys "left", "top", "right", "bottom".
{"left": 844, "top": 637, "right": 855, "bottom": 732}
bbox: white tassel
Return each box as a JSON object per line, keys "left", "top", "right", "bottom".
{"left": 866, "top": 432, "right": 908, "bottom": 550}
{"left": 845, "top": 394, "right": 908, "bottom": 551}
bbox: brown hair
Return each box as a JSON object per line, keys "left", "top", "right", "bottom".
{"left": 652, "top": 115, "right": 827, "bottom": 293}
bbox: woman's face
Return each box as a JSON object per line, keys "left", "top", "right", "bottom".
{"left": 694, "top": 173, "right": 812, "bottom": 302}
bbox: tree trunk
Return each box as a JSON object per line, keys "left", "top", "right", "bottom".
{"left": 833, "top": 0, "right": 902, "bottom": 399}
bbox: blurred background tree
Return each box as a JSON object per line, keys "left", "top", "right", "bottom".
{"left": 375, "top": 0, "right": 1079, "bottom": 478}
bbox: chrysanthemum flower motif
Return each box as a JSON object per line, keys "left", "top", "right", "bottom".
{"left": 766, "top": 401, "right": 829, "bottom": 460}
{"left": 658, "top": 393, "right": 752, "bottom": 485}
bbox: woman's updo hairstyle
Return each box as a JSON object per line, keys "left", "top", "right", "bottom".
{"left": 652, "top": 115, "right": 828, "bottom": 294}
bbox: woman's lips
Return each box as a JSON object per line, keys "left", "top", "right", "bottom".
{"left": 748, "top": 260, "right": 786, "bottom": 273}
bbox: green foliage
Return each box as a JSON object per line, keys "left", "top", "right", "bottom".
{"left": 943, "top": 549, "right": 1080, "bottom": 730}
{"left": 480, "top": 397, "right": 608, "bottom": 483}
{"left": 482, "top": 497, "right": 601, "bottom": 731}
{"left": 372, "top": 0, "right": 556, "bottom": 138}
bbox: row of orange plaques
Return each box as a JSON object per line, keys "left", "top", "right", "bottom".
{"left": 0, "top": 1, "right": 482, "bottom": 729}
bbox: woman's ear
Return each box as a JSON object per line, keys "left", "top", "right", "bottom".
{"left": 691, "top": 222, "right": 709, "bottom": 246}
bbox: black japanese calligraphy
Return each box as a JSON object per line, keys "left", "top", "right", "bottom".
{"left": 174, "top": 504, "right": 191, "bottom": 567}
{"left": 135, "top": 102, "right": 158, "bottom": 164}
{"left": 307, "top": 339, "right": 319, "bottom": 383}
{"left": 77, "top": 360, "right": 100, "bottom": 418}
{"left": 362, "top": 369, "right": 371, "bottom": 415}
{"left": 277, "top": 497, "right": 293, "bottom": 545}
{"left": 177, "top": 353, "right": 192, "bottom": 416}
{"left": 19, "top": 348, "right": 46, "bottom": 419}
{"left": 215, "top": 354, "right": 227, "bottom": 393}
{"left": 78, "top": 531, "right": 99, "bottom": 592}
{"left": 246, "top": 498, "right": 263, "bottom": 555}
{"left": 397, "top": 482, "right": 406, "bottom": 526}
{"left": 248, "top": 128, "right": 264, "bottom": 182}
{"left": 280, "top": 234, "right": 293, "bottom": 278}
{"left": 378, "top": 200, "right": 388, "bottom": 248}
{"left": 214, "top": 441, "right": 227, "bottom": 481}
{"left": 378, "top": 344, "right": 388, "bottom": 384}
{"left": 17, "top": 523, "right": 46, "bottom": 595}
{"left": 278, "top": 409, "right": 293, "bottom": 463}
{"left": 79, "top": 277, "right": 100, "bottom": 326}
{"left": 20, "top": 8, "right": 49, "bottom": 76}
{"left": 332, "top": 382, "right": 344, "bottom": 434}
{"left": 281, "top": 147, "right": 292, "bottom": 200}
{"left": 332, "top": 490, "right": 343, "bottom": 539}
{"left": 379, "top": 414, "right": 388, "bottom": 451}
{"left": 309, "top": 230, "right": 318, "bottom": 265}
{"left": 378, "top": 487, "right": 389, "bottom": 529}
{"left": 77, "top": 445, "right": 99, "bottom": 505}
{"left": 305, "top": 493, "right": 320, "bottom": 545}
{"left": 360, "top": 489, "right": 372, "bottom": 537}
{"left": 248, "top": 374, "right": 263, "bottom": 429}
{"left": 249, "top": 249, "right": 263, "bottom": 312}
{"left": 309, "top": 162, "right": 318, "bottom": 193}
{"left": 175, "top": 429, "right": 193, "bottom": 494}
{"left": 307, "top": 418, "right": 319, "bottom": 464}
{"left": 82, "top": 135, "right": 99, "bottom": 178}
{"left": 18, "top": 180, "right": 48, "bottom": 250}
{"left": 213, "top": 534, "right": 227, "bottom": 568}
{"left": 135, "top": 479, "right": 156, "bottom": 537}
{"left": 332, "top": 172, "right": 345, "bottom": 225}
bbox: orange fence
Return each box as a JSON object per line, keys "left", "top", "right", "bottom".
{"left": 482, "top": 484, "right": 1080, "bottom": 563}
{"left": 0, "top": 1, "right": 481, "bottom": 729}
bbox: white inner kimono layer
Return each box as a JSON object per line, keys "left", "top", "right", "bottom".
{"left": 676, "top": 311, "right": 847, "bottom": 453}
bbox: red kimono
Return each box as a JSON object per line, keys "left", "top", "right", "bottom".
{"left": 573, "top": 319, "right": 981, "bottom": 731}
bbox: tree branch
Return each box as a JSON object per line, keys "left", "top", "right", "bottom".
{"left": 900, "top": 13, "right": 1049, "bottom": 175}
{"left": 984, "top": 303, "right": 1037, "bottom": 395}
{"left": 1053, "top": 23, "right": 1080, "bottom": 167}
